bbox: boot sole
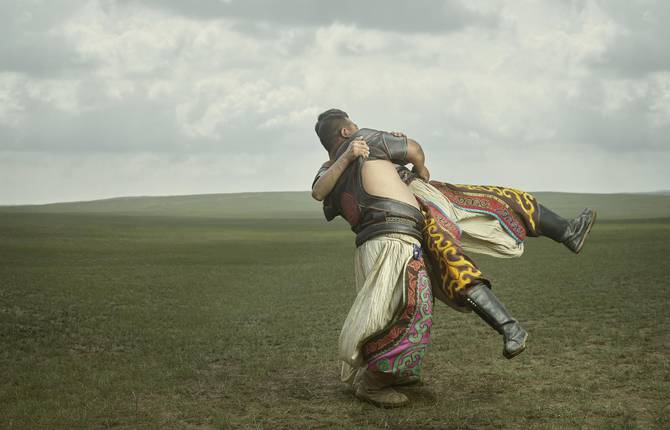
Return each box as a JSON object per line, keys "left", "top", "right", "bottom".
{"left": 354, "top": 390, "right": 409, "bottom": 408}
{"left": 573, "top": 210, "right": 597, "bottom": 254}
{"left": 503, "top": 332, "right": 529, "bottom": 360}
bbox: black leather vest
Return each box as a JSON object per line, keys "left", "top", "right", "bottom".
{"left": 319, "top": 128, "right": 424, "bottom": 247}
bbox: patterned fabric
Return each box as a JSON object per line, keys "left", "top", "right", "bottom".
{"left": 419, "top": 199, "right": 490, "bottom": 311}
{"left": 428, "top": 181, "right": 541, "bottom": 240}
{"left": 363, "top": 257, "right": 433, "bottom": 377}
{"left": 409, "top": 179, "right": 524, "bottom": 258}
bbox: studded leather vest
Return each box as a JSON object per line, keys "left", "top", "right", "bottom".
{"left": 314, "top": 128, "right": 424, "bottom": 247}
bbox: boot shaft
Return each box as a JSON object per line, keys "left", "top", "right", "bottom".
{"left": 463, "top": 284, "right": 516, "bottom": 333}
{"left": 463, "top": 283, "right": 528, "bottom": 359}
{"left": 538, "top": 204, "right": 570, "bottom": 242}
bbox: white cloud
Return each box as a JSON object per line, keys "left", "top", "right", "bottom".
{"left": 0, "top": 74, "right": 27, "bottom": 126}
{"left": 0, "top": 0, "right": 669, "bottom": 204}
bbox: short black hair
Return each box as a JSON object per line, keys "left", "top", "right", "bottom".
{"left": 315, "top": 108, "right": 350, "bottom": 151}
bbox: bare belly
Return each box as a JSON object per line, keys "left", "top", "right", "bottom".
{"left": 361, "top": 160, "right": 419, "bottom": 209}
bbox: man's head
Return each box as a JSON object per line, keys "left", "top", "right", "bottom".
{"left": 314, "top": 108, "right": 359, "bottom": 152}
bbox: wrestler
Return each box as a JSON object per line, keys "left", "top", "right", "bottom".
{"left": 312, "top": 110, "right": 596, "bottom": 362}
{"left": 312, "top": 109, "right": 433, "bottom": 408}
{"left": 397, "top": 165, "right": 596, "bottom": 358}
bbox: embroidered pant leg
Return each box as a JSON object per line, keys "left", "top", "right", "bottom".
{"left": 362, "top": 256, "right": 433, "bottom": 378}
{"left": 339, "top": 234, "right": 433, "bottom": 383}
{"left": 429, "top": 181, "right": 542, "bottom": 237}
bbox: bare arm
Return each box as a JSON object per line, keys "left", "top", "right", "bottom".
{"left": 406, "top": 138, "right": 430, "bottom": 181}
{"left": 311, "top": 157, "right": 349, "bottom": 201}
{"left": 311, "top": 138, "right": 369, "bottom": 201}
{"left": 388, "top": 131, "right": 430, "bottom": 181}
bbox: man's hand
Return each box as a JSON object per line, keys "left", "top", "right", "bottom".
{"left": 413, "top": 165, "right": 430, "bottom": 182}
{"left": 390, "top": 131, "right": 406, "bottom": 138}
{"left": 311, "top": 139, "right": 368, "bottom": 201}
{"left": 344, "top": 138, "right": 369, "bottom": 161}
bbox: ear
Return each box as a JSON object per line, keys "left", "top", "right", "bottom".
{"left": 341, "top": 127, "right": 351, "bottom": 138}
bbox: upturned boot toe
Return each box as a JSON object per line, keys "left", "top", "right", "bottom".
{"left": 563, "top": 208, "right": 597, "bottom": 254}
{"left": 502, "top": 322, "right": 528, "bottom": 359}
{"left": 538, "top": 205, "right": 597, "bottom": 254}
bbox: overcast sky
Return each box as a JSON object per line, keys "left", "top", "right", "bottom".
{"left": 1, "top": 0, "right": 668, "bottom": 204}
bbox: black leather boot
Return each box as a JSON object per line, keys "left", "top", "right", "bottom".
{"left": 538, "top": 204, "right": 597, "bottom": 254}
{"left": 464, "top": 284, "right": 528, "bottom": 359}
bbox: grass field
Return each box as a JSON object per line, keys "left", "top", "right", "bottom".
{"left": 1, "top": 192, "right": 669, "bottom": 429}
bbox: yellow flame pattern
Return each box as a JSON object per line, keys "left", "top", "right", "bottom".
{"left": 423, "top": 215, "right": 483, "bottom": 301}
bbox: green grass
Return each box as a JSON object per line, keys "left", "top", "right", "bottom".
{"left": 1, "top": 193, "right": 669, "bottom": 429}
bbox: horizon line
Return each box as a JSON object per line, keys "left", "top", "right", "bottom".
{"left": 2, "top": 188, "right": 670, "bottom": 207}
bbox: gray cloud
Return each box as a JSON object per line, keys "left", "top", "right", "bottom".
{"left": 0, "top": 79, "right": 304, "bottom": 156}
{"left": 0, "top": 96, "right": 181, "bottom": 154}
{"left": 129, "top": 0, "right": 500, "bottom": 34}
{"left": 0, "top": 0, "right": 91, "bottom": 76}
{"left": 588, "top": 0, "right": 670, "bottom": 77}
{"left": 557, "top": 77, "right": 669, "bottom": 152}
